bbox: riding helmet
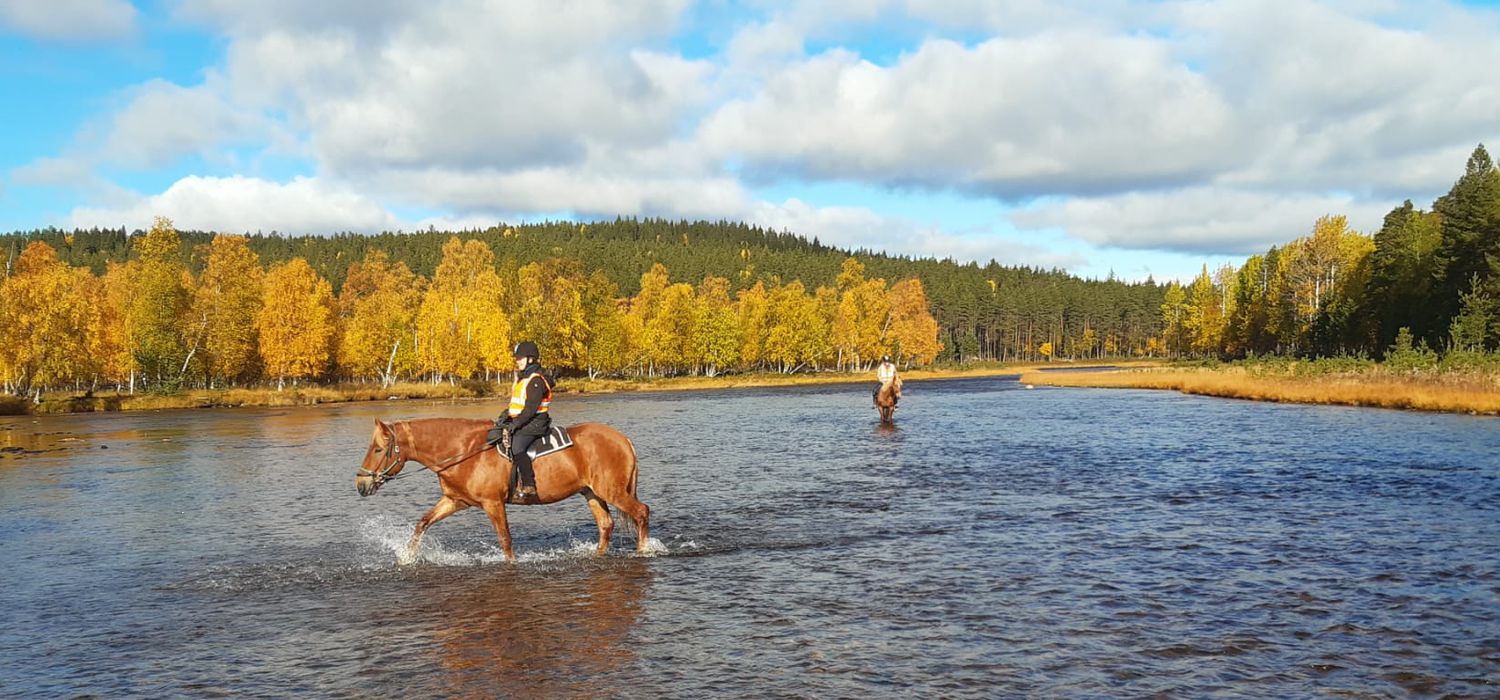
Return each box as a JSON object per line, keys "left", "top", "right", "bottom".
{"left": 513, "top": 340, "right": 540, "bottom": 360}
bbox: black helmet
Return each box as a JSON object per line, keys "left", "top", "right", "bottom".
{"left": 881, "top": 355, "right": 891, "bottom": 362}
{"left": 513, "top": 340, "right": 539, "bottom": 360}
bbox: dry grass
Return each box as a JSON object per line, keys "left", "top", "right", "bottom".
{"left": 27, "top": 381, "right": 485, "bottom": 414}
{"left": 1019, "top": 365, "right": 1500, "bottom": 415}
{"left": 16, "top": 363, "right": 1197, "bottom": 415}
{"left": 16, "top": 366, "right": 1043, "bottom": 414}
{"left": 563, "top": 364, "right": 1044, "bottom": 394}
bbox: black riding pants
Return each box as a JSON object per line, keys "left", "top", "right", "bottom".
{"left": 510, "top": 422, "right": 548, "bottom": 488}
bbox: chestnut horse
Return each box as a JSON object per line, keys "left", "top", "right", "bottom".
{"left": 875, "top": 378, "right": 901, "bottom": 423}
{"left": 354, "top": 418, "right": 650, "bottom": 562}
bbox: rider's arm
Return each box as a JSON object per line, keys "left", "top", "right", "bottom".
{"left": 510, "top": 376, "right": 548, "bottom": 429}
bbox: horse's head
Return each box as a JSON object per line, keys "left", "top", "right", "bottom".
{"left": 355, "top": 419, "right": 407, "bottom": 496}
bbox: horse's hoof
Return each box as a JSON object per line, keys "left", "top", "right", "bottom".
{"left": 396, "top": 547, "right": 419, "bottom": 566}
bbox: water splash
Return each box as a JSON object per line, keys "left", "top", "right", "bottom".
{"left": 360, "top": 515, "right": 673, "bottom": 566}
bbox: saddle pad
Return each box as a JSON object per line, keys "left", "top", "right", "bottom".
{"left": 525, "top": 425, "right": 574, "bottom": 460}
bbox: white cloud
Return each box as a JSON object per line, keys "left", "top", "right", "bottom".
{"left": 99, "top": 78, "right": 272, "bottom": 169}
{"left": 364, "top": 164, "right": 751, "bottom": 221}
{"left": 748, "top": 197, "right": 1082, "bottom": 269}
{"left": 67, "top": 175, "right": 400, "bottom": 234}
{"left": 1010, "top": 187, "right": 1395, "bottom": 255}
{"left": 215, "top": 1, "right": 706, "bottom": 175}
{"left": 700, "top": 32, "right": 1236, "bottom": 197}
{"left": 1170, "top": 0, "right": 1500, "bottom": 195}
{"left": 11, "top": 156, "right": 93, "bottom": 187}
{"left": 0, "top": 0, "right": 136, "bottom": 40}
{"left": 21, "top": 0, "right": 1500, "bottom": 266}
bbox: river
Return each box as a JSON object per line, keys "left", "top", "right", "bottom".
{"left": 1, "top": 377, "right": 1496, "bottom": 697}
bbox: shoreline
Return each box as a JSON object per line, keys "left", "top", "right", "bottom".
{"left": 16, "top": 360, "right": 1492, "bottom": 418}
{"left": 2, "top": 363, "right": 1068, "bottom": 417}
{"left": 1019, "top": 365, "right": 1500, "bottom": 416}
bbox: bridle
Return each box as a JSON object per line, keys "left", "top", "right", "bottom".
{"left": 355, "top": 422, "right": 497, "bottom": 487}
{"left": 356, "top": 431, "right": 406, "bottom": 486}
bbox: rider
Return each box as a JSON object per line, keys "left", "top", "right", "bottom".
{"left": 874, "top": 354, "right": 899, "bottom": 407}
{"left": 497, "top": 340, "right": 553, "bottom": 500}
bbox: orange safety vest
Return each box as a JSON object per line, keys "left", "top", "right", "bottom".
{"left": 507, "top": 371, "right": 552, "bottom": 417}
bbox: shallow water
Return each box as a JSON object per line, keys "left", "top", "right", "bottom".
{"left": 1, "top": 378, "right": 1497, "bottom": 697}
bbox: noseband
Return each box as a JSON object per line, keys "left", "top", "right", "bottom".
{"left": 356, "top": 437, "right": 404, "bottom": 485}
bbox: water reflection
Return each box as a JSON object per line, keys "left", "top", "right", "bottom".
{"left": 419, "top": 560, "right": 652, "bottom": 696}
{"left": 2, "top": 378, "right": 1498, "bottom": 698}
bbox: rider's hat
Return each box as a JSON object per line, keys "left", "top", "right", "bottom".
{"left": 513, "top": 340, "right": 540, "bottom": 360}
{"left": 881, "top": 355, "right": 891, "bottom": 362}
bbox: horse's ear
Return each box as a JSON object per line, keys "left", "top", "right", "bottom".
{"left": 373, "top": 419, "right": 392, "bottom": 441}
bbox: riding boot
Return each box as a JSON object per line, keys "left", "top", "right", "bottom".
{"left": 512, "top": 450, "right": 538, "bottom": 501}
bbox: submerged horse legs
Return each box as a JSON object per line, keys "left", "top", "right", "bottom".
{"left": 601, "top": 489, "right": 650, "bottom": 553}
{"left": 405, "top": 496, "right": 467, "bottom": 564}
{"left": 582, "top": 489, "right": 614, "bottom": 555}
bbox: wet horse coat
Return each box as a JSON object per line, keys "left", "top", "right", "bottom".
{"left": 355, "top": 418, "right": 650, "bottom": 561}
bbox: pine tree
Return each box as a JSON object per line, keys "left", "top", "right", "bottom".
{"left": 1433, "top": 144, "right": 1500, "bottom": 334}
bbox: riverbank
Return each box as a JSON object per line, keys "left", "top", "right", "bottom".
{"left": 1019, "top": 364, "right": 1500, "bottom": 415}
{"left": 3, "top": 363, "right": 1059, "bottom": 416}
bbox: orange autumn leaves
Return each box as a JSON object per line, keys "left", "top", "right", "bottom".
{"left": 1, "top": 221, "right": 942, "bottom": 393}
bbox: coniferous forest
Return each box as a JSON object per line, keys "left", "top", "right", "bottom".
{"left": 2, "top": 145, "right": 1497, "bottom": 398}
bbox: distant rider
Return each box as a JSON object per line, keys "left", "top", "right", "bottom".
{"left": 874, "top": 355, "right": 900, "bottom": 408}
{"left": 496, "top": 340, "right": 552, "bottom": 501}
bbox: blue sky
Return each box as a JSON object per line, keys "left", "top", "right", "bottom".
{"left": 4, "top": 0, "right": 1499, "bottom": 282}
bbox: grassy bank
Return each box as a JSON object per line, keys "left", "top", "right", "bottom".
{"left": 1019, "top": 363, "right": 1500, "bottom": 415}
{"left": 15, "top": 381, "right": 482, "bottom": 415}
{"left": 8, "top": 364, "right": 1038, "bottom": 415}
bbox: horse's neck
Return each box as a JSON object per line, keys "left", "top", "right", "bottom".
{"left": 395, "top": 419, "right": 473, "bottom": 466}
{"left": 391, "top": 421, "right": 427, "bottom": 464}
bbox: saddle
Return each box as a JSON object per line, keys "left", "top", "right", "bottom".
{"left": 523, "top": 424, "right": 574, "bottom": 460}
{"left": 495, "top": 425, "right": 575, "bottom": 504}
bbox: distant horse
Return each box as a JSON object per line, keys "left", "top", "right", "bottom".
{"left": 874, "top": 378, "right": 901, "bottom": 424}
{"left": 355, "top": 418, "right": 650, "bottom": 561}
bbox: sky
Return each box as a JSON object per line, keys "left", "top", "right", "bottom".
{"left": 3, "top": 0, "right": 1499, "bottom": 283}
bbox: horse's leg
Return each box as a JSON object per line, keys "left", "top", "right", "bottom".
{"left": 481, "top": 501, "right": 517, "bottom": 562}
{"left": 581, "top": 488, "right": 614, "bottom": 556}
{"left": 405, "top": 496, "right": 467, "bottom": 564}
{"left": 598, "top": 489, "right": 650, "bottom": 553}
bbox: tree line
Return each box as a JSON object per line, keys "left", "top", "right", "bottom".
{"left": 6, "top": 142, "right": 1490, "bottom": 399}
{"left": 1160, "top": 144, "right": 1500, "bottom": 361}
{"left": 0, "top": 220, "right": 943, "bottom": 397}
{"left": 2, "top": 216, "right": 1174, "bottom": 380}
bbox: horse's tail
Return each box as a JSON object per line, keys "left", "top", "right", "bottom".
{"left": 626, "top": 436, "right": 640, "bottom": 497}
{"left": 617, "top": 433, "right": 642, "bottom": 540}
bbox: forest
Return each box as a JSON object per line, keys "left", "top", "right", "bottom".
{"left": 1161, "top": 144, "right": 1500, "bottom": 363}
{"left": 2, "top": 145, "right": 1496, "bottom": 398}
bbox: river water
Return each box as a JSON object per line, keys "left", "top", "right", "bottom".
{"left": 1, "top": 377, "right": 1496, "bottom": 698}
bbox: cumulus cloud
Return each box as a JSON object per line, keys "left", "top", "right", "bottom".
{"left": 1171, "top": 0, "right": 1500, "bottom": 195}
{"left": 68, "top": 175, "right": 400, "bottom": 234}
{"left": 0, "top": 0, "right": 136, "bottom": 40}
{"left": 700, "top": 33, "right": 1237, "bottom": 197}
{"left": 1009, "top": 187, "right": 1395, "bottom": 256}
{"left": 100, "top": 78, "right": 272, "bottom": 169}
{"left": 749, "top": 197, "right": 1082, "bottom": 269}
{"left": 215, "top": 0, "right": 706, "bottom": 176}
{"left": 21, "top": 0, "right": 1500, "bottom": 264}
